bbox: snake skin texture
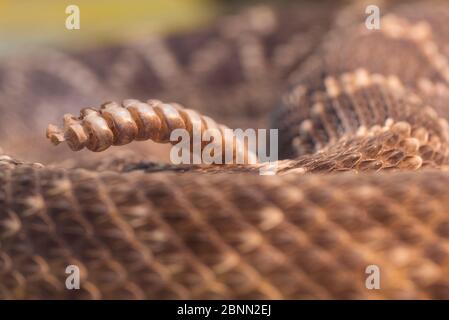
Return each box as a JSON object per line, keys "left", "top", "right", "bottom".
{"left": 2, "top": 0, "right": 449, "bottom": 299}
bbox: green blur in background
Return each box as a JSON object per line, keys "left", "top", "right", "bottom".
{"left": 0, "top": 0, "right": 221, "bottom": 55}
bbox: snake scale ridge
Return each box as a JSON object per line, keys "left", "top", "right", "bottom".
{"left": 2, "top": 0, "right": 449, "bottom": 299}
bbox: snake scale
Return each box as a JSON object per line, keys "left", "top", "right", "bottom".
{"left": 2, "top": 0, "right": 449, "bottom": 299}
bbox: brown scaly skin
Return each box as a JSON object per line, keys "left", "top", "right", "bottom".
{"left": 280, "top": 0, "right": 449, "bottom": 158}
{"left": 2, "top": 0, "right": 449, "bottom": 299}
{"left": 2, "top": 161, "right": 449, "bottom": 299}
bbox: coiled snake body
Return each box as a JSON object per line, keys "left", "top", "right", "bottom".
{"left": 2, "top": 0, "right": 449, "bottom": 299}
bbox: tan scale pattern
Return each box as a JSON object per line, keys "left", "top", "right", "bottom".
{"left": 2, "top": 0, "right": 449, "bottom": 299}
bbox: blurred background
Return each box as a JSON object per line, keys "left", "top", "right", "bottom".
{"left": 0, "top": 0, "right": 302, "bottom": 55}
{"left": 0, "top": 0, "right": 337, "bottom": 167}
{"left": 0, "top": 0, "right": 217, "bottom": 55}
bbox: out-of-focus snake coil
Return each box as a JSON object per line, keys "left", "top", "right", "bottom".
{"left": 3, "top": 0, "right": 449, "bottom": 300}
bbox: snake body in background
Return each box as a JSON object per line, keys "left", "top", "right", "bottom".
{"left": 2, "top": 0, "right": 449, "bottom": 299}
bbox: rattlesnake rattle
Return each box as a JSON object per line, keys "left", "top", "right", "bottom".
{"left": 2, "top": 0, "right": 449, "bottom": 299}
